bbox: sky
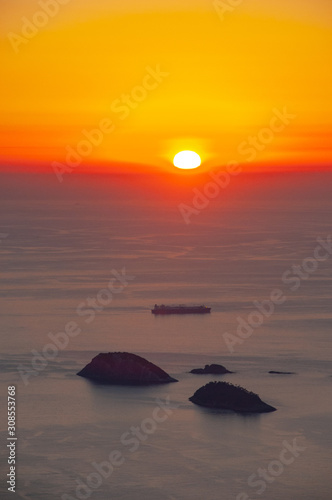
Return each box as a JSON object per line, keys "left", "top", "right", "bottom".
{"left": 1, "top": 0, "right": 331, "bottom": 174}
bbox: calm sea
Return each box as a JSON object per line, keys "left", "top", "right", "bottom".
{"left": 0, "top": 172, "right": 331, "bottom": 499}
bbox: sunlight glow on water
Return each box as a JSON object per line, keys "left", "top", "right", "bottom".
{"left": 0, "top": 175, "right": 331, "bottom": 500}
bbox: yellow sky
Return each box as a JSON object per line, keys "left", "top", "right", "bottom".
{"left": 1, "top": 0, "right": 331, "bottom": 172}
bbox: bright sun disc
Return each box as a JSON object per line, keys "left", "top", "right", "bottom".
{"left": 173, "top": 150, "right": 201, "bottom": 170}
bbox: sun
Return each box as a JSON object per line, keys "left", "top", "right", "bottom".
{"left": 173, "top": 150, "right": 201, "bottom": 170}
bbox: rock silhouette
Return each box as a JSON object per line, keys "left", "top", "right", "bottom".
{"left": 189, "top": 381, "right": 276, "bottom": 413}
{"left": 77, "top": 352, "right": 178, "bottom": 385}
{"left": 190, "top": 364, "right": 233, "bottom": 375}
{"left": 269, "top": 371, "right": 295, "bottom": 375}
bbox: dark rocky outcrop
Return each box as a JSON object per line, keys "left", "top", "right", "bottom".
{"left": 269, "top": 371, "right": 295, "bottom": 375}
{"left": 190, "top": 364, "right": 233, "bottom": 375}
{"left": 77, "top": 352, "right": 178, "bottom": 385}
{"left": 189, "top": 381, "right": 276, "bottom": 413}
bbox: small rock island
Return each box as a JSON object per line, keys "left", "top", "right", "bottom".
{"left": 269, "top": 371, "right": 295, "bottom": 375}
{"left": 190, "top": 364, "right": 233, "bottom": 375}
{"left": 77, "top": 352, "right": 178, "bottom": 385}
{"left": 189, "top": 381, "right": 276, "bottom": 413}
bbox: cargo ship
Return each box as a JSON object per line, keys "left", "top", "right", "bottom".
{"left": 151, "top": 304, "right": 211, "bottom": 315}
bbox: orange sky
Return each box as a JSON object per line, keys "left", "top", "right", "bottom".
{"left": 1, "top": 0, "right": 331, "bottom": 174}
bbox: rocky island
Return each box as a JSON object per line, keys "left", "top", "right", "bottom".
{"left": 77, "top": 352, "right": 178, "bottom": 385}
{"left": 189, "top": 381, "right": 276, "bottom": 413}
{"left": 189, "top": 364, "right": 233, "bottom": 375}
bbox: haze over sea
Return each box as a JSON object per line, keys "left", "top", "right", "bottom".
{"left": 0, "top": 171, "right": 331, "bottom": 500}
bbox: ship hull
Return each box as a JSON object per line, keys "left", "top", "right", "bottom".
{"left": 152, "top": 306, "right": 211, "bottom": 315}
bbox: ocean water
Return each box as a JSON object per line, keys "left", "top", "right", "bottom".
{"left": 0, "top": 172, "right": 331, "bottom": 499}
